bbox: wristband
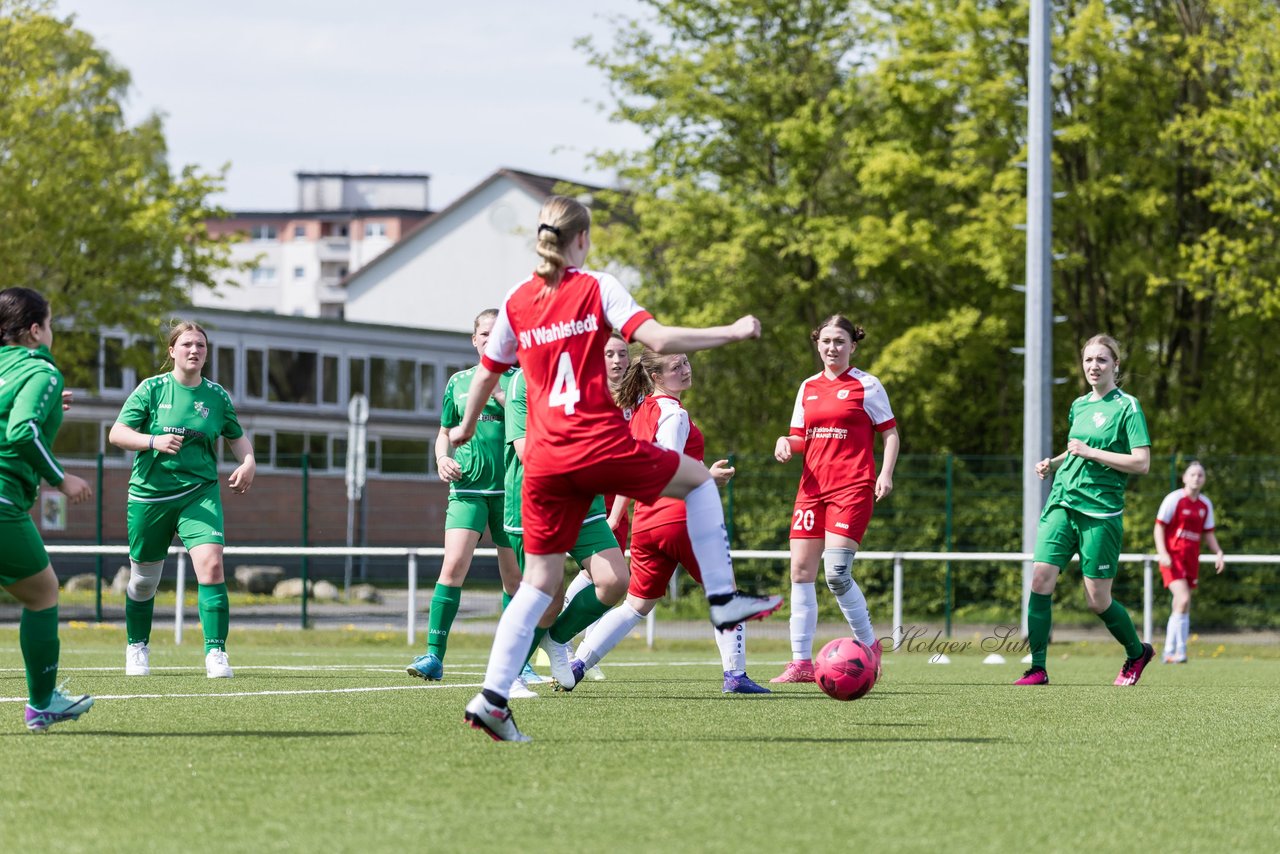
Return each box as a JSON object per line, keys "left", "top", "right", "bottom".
{"left": 149, "top": 435, "right": 155, "bottom": 450}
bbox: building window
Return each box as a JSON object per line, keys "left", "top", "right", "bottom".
{"left": 322, "top": 355, "right": 339, "bottom": 405}
{"left": 54, "top": 420, "right": 100, "bottom": 459}
{"left": 250, "top": 225, "right": 278, "bottom": 241}
{"left": 216, "top": 346, "right": 236, "bottom": 395}
{"left": 369, "top": 357, "right": 415, "bottom": 410}
{"left": 349, "top": 357, "right": 367, "bottom": 397}
{"left": 273, "top": 431, "right": 328, "bottom": 469}
{"left": 246, "top": 349, "right": 265, "bottom": 399}
{"left": 103, "top": 423, "right": 125, "bottom": 458}
{"left": 418, "top": 364, "right": 436, "bottom": 410}
{"left": 364, "top": 222, "right": 387, "bottom": 238}
{"left": 267, "top": 349, "right": 318, "bottom": 404}
{"left": 380, "top": 437, "right": 430, "bottom": 475}
{"left": 252, "top": 432, "right": 273, "bottom": 465}
{"left": 101, "top": 337, "right": 126, "bottom": 390}
{"left": 294, "top": 266, "right": 306, "bottom": 279}
{"left": 293, "top": 224, "right": 306, "bottom": 238}
{"left": 250, "top": 266, "right": 277, "bottom": 284}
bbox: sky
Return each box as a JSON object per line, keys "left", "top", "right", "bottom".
{"left": 58, "top": 0, "right": 652, "bottom": 212}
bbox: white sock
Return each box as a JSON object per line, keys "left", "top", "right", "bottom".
{"left": 576, "top": 604, "right": 644, "bottom": 670}
{"left": 1179, "top": 613, "right": 1191, "bottom": 657}
{"left": 824, "top": 548, "right": 876, "bottom": 645}
{"left": 482, "top": 584, "right": 553, "bottom": 697}
{"left": 1164, "top": 611, "right": 1179, "bottom": 656}
{"left": 563, "top": 571, "right": 592, "bottom": 609}
{"left": 684, "top": 479, "right": 735, "bottom": 597}
{"left": 715, "top": 622, "right": 746, "bottom": 674}
{"left": 790, "top": 581, "right": 817, "bottom": 660}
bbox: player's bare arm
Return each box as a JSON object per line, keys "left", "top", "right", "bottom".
{"left": 631, "top": 316, "right": 761, "bottom": 355}
{"left": 1067, "top": 439, "right": 1150, "bottom": 475}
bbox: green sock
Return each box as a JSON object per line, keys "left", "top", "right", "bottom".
{"left": 549, "top": 586, "right": 611, "bottom": 644}
{"left": 427, "top": 583, "right": 462, "bottom": 659}
{"left": 197, "top": 583, "right": 229, "bottom": 654}
{"left": 524, "top": 626, "right": 549, "bottom": 666}
{"left": 1099, "top": 599, "right": 1144, "bottom": 659}
{"left": 125, "top": 596, "right": 155, "bottom": 645}
{"left": 501, "top": 591, "right": 512, "bottom": 610}
{"left": 21, "top": 605, "right": 59, "bottom": 708}
{"left": 1028, "top": 592, "right": 1053, "bottom": 669}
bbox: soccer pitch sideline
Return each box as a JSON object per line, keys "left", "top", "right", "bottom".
{"left": 1, "top": 629, "right": 1275, "bottom": 854}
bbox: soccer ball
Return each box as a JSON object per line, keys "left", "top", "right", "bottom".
{"left": 815, "top": 637, "right": 877, "bottom": 701}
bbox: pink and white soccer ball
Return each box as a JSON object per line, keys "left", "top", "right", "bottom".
{"left": 815, "top": 637, "right": 877, "bottom": 701}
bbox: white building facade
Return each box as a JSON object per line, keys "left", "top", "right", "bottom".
{"left": 195, "top": 173, "right": 433, "bottom": 319}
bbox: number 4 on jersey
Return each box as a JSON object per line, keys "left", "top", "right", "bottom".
{"left": 548, "top": 352, "right": 581, "bottom": 415}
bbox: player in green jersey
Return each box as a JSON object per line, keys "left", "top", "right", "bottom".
{"left": 1016, "top": 334, "right": 1155, "bottom": 687}
{"left": 407, "top": 310, "right": 522, "bottom": 681}
{"left": 109, "top": 321, "right": 256, "bottom": 679}
{"left": 502, "top": 367, "right": 622, "bottom": 694}
{"left": 0, "top": 287, "right": 95, "bottom": 731}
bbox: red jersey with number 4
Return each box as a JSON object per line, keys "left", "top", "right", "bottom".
{"left": 790, "top": 367, "right": 896, "bottom": 495}
{"left": 1156, "top": 489, "right": 1215, "bottom": 559}
{"left": 630, "top": 395, "right": 703, "bottom": 533}
{"left": 482, "top": 267, "right": 653, "bottom": 477}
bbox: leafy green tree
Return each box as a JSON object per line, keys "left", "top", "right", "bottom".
{"left": 0, "top": 0, "right": 237, "bottom": 386}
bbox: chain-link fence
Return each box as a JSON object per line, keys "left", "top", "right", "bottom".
{"left": 25, "top": 452, "right": 1280, "bottom": 631}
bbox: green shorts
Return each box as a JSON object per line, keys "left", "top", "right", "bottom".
{"left": 506, "top": 517, "right": 619, "bottom": 575}
{"left": 1034, "top": 504, "right": 1124, "bottom": 579}
{"left": 0, "top": 504, "right": 49, "bottom": 586}
{"left": 445, "top": 492, "right": 510, "bottom": 548}
{"left": 128, "top": 481, "right": 225, "bottom": 564}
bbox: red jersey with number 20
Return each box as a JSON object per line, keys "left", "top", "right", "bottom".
{"left": 630, "top": 395, "right": 703, "bottom": 533}
{"left": 481, "top": 267, "right": 653, "bottom": 477}
{"left": 790, "top": 367, "right": 896, "bottom": 495}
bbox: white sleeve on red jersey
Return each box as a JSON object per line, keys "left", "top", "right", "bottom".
{"left": 653, "top": 398, "right": 690, "bottom": 454}
{"left": 589, "top": 269, "right": 654, "bottom": 341}
{"left": 1155, "top": 490, "right": 1180, "bottom": 525}
{"left": 858, "top": 370, "right": 896, "bottom": 430}
{"left": 1201, "top": 495, "right": 1216, "bottom": 531}
{"left": 788, "top": 376, "right": 813, "bottom": 436}
{"left": 481, "top": 283, "right": 523, "bottom": 370}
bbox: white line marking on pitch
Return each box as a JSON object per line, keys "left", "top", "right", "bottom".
{"left": 0, "top": 659, "right": 751, "bottom": 704}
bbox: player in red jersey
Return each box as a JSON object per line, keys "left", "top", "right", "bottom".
{"left": 571, "top": 350, "right": 770, "bottom": 694}
{"left": 1154, "top": 461, "right": 1225, "bottom": 663}
{"left": 770, "top": 315, "right": 899, "bottom": 684}
{"left": 602, "top": 330, "right": 635, "bottom": 548}
{"left": 558, "top": 330, "right": 633, "bottom": 683}
{"left": 454, "top": 195, "right": 781, "bottom": 741}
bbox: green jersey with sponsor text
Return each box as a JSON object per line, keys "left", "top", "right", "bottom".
{"left": 118, "top": 374, "right": 244, "bottom": 502}
{"left": 503, "top": 368, "right": 605, "bottom": 535}
{"left": 1044, "top": 388, "right": 1150, "bottom": 518}
{"left": 441, "top": 365, "right": 515, "bottom": 495}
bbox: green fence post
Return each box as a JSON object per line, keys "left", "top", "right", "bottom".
{"left": 1169, "top": 452, "right": 1178, "bottom": 491}
{"left": 301, "top": 454, "right": 310, "bottom": 630}
{"left": 725, "top": 452, "right": 736, "bottom": 548}
{"left": 944, "top": 453, "right": 954, "bottom": 638}
{"left": 95, "top": 452, "right": 104, "bottom": 623}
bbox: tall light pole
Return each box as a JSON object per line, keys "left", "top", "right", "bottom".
{"left": 1022, "top": 0, "right": 1053, "bottom": 635}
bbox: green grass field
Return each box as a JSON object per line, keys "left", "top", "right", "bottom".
{"left": 1, "top": 628, "right": 1276, "bottom": 853}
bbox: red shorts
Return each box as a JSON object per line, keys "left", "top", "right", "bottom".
{"left": 1160, "top": 552, "right": 1200, "bottom": 589}
{"left": 522, "top": 441, "right": 680, "bottom": 555}
{"left": 790, "top": 486, "right": 874, "bottom": 542}
{"left": 628, "top": 521, "right": 702, "bottom": 599}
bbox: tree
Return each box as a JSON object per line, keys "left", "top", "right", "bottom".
{"left": 587, "top": 0, "right": 1280, "bottom": 459}
{"left": 0, "top": 0, "right": 237, "bottom": 386}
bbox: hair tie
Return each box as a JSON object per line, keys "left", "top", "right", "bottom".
{"left": 537, "top": 223, "right": 562, "bottom": 238}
